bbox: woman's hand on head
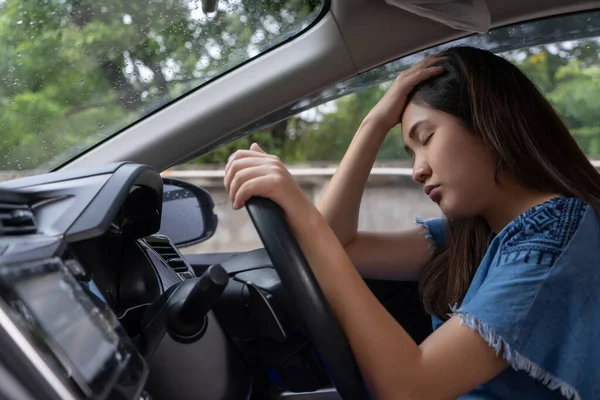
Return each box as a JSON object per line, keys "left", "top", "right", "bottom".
{"left": 365, "top": 56, "right": 445, "bottom": 131}
{"left": 224, "top": 143, "right": 317, "bottom": 219}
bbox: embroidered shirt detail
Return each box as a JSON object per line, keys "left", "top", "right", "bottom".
{"left": 451, "top": 307, "right": 581, "bottom": 400}
{"left": 429, "top": 196, "right": 599, "bottom": 400}
{"left": 500, "top": 197, "right": 586, "bottom": 259}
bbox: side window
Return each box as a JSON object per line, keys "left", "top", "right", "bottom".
{"left": 177, "top": 13, "right": 600, "bottom": 254}
{"left": 176, "top": 87, "right": 442, "bottom": 254}
{"left": 504, "top": 43, "right": 600, "bottom": 157}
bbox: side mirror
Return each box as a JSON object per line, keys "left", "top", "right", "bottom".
{"left": 158, "top": 178, "right": 218, "bottom": 247}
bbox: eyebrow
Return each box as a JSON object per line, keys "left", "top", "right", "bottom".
{"left": 403, "top": 120, "right": 428, "bottom": 157}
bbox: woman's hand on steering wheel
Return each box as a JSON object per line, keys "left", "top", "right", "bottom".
{"left": 225, "top": 145, "right": 372, "bottom": 399}
{"left": 223, "top": 143, "right": 317, "bottom": 222}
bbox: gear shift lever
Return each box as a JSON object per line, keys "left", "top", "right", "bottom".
{"left": 140, "top": 264, "right": 228, "bottom": 359}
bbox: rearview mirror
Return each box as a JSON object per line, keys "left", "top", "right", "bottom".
{"left": 158, "top": 178, "right": 218, "bottom": 247}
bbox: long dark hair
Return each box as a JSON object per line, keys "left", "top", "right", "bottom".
{"left": 411, "top": 46, "right": 600, "bottom": 320}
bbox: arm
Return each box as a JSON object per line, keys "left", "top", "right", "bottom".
{"left": 292, "top": 202, "right": 591, "bottom": 399}
{"left": 317, "top": 119, "right": 435, "bottom": 281}
{"left": 291, "top": 212, "right": 508, "bottom": 400}
{"left": 316, "top": 58, "right": 447, "bottom": 280}
{"left": 230, "top": 141, "right": 440, "bottom": 281}
{"left": 316, "top": 117, "right": 389, "bottom": 247}
{"left": 224, "top": 152, "right": 507, "bottom": 399}
{"left": 344, "top": 228, "right": 437, "bottom": 281}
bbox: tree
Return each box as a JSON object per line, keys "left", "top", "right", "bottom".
{"left": 226, "top": 37, "right": 600, "bottom": 165}
{"left": 549, "top": 60, "right": 600, "bottom": 155}
{"left": 1, "top": 4, "right": 599, "bottom": 170}
{"left": 0, "top": 0, "right": 322, "bottom": 170}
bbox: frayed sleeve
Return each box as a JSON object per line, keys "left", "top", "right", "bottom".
{"left": 414, "top": 217, "right": 446, "bottom": 252}
{"left": 451, "top": 243, "right": 599, "bottom": 400}
{"left": 447, "top": 198, "right": 599, "bottom": 399}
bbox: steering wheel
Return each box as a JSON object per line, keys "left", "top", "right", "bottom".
{"left": 246, "top": 197, "right": 371, "bottom": 400}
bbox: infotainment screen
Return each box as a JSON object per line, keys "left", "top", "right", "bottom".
{"left": 15, "top": 272, "right": 119, "bottom": 384}
{"left": 3, "top": 259, "right": 124, "bottom": 396}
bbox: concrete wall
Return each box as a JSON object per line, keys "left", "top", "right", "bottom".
{"left": 0, "top": 166, "right": 442, "bottom": 254}
{"left": 6, "top": 159, "right": 600, "bottom": 254}
{"left": 175, "top": 170, "right": 442, "bottom": 254}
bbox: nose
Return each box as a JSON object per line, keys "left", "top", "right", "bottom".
{"left": 411, "top": 158, "right": 431, "bottom": 184}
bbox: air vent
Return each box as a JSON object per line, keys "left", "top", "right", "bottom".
{"left": 144, "top": 236, "right": 193, "bottom": 278}
{"left": 0, "top": 203, "right": 36, "bottom": 235}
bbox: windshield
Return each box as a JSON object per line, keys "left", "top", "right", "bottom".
{"left": 0, "top": 0, "right": 324, "bottom": 177}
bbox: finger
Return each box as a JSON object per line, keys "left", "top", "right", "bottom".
{"left": 224, "top": 157, "right": 270, "bottom": 192}
{"left": 405, "top": 65, "right": 445, "bottom": 86}
{"left": 416, "top": 55, "right": 446, "bottom": 69}
{"left": 225, "top": 149, "right": 271, "bottom": 172}
{"left": 403, "top": 56, "right": 444, "bottom": 78}
{"left": 233, "top": 173, "right": 282, "bottom": 209}
{"left": 395, "top": 59, "right": 444, "bottom": 87}
{"left": 228, "top": 149, "right": 271, "bottom": 162}
{"left": 250, "top": 142, "right": 266, "bottom": 153}
{"left": 224, "top": 157, "right": 281, "bottom": 193}
{"left": 226, "top": 149, "right": 265, "bottom": 166}
{"left": 228, "top": 164, "right": 279, "bottom": 206}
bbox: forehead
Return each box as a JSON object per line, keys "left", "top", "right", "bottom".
{"left": 402, "top": 102, "right": 436, "bottom": 137}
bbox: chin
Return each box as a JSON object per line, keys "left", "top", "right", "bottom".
{"left": 437, "top": 198, "right": 473, "bottom": 220}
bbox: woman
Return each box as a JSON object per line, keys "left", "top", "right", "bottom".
{"left": 223, "top": 46, "right": 600, "bottom": 399}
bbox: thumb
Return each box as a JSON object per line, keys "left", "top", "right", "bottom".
{"left": 250, "top": 142, "right": 266, "bottom": 153}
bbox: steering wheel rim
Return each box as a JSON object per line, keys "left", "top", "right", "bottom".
{"left": 246, "top": 197, "right": 371, "bottom": 400}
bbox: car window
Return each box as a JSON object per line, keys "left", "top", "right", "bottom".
{"left": 0, "top": 0, "right": 325, "bottom": 178}
{"left": 175, "top": 10, "right": 600, "bottom": 253}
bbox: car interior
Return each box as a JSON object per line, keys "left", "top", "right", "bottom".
{"left": 0, "top": 0, "right": 599, "bottom": 399}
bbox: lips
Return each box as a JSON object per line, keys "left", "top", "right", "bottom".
{"left": 423, "top": 185, "right": 439, "bottom": 196}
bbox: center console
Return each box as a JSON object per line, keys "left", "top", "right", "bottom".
{"left": 0, "top": 256, "right": 148, "bottom": 400}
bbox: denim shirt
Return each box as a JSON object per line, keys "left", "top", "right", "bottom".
{"left": 418, "top": 196, "right": 600, "bottom": 400}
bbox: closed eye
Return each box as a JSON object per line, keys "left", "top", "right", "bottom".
{"left": 422, "top": 132, "right": 435, "bottom": 145}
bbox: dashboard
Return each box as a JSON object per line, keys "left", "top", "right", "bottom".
{"left": 0, "top": 163, "right": 253, "bottom": 400}
{"left": 0, "top": 162, "right": 343, "bottom": 400}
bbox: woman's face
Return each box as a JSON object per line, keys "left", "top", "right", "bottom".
{"left": 401, "top": 101, "right": 499, "bottom": 219}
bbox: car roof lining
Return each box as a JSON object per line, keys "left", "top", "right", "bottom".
{"left": 335, "top": 0, "right": 600, "bottom": 73}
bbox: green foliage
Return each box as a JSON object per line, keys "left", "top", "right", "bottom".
{"left": 0, "top": 2, "right": 599, "bottom": 170}
{"left": 224, "top": 40, "right": 600, "bottom": 164}
{"left": 0, "top": 0, "right": 322, "bottom": 170}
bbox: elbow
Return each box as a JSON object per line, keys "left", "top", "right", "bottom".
{"left": 341, "top": 233, "right": 359, "bottom": 251}
{"left": 331, "top": 221, "right": 357, "bottom": 247}
{"left": 318, "top": 212, "right": 357, "bottom": 246}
